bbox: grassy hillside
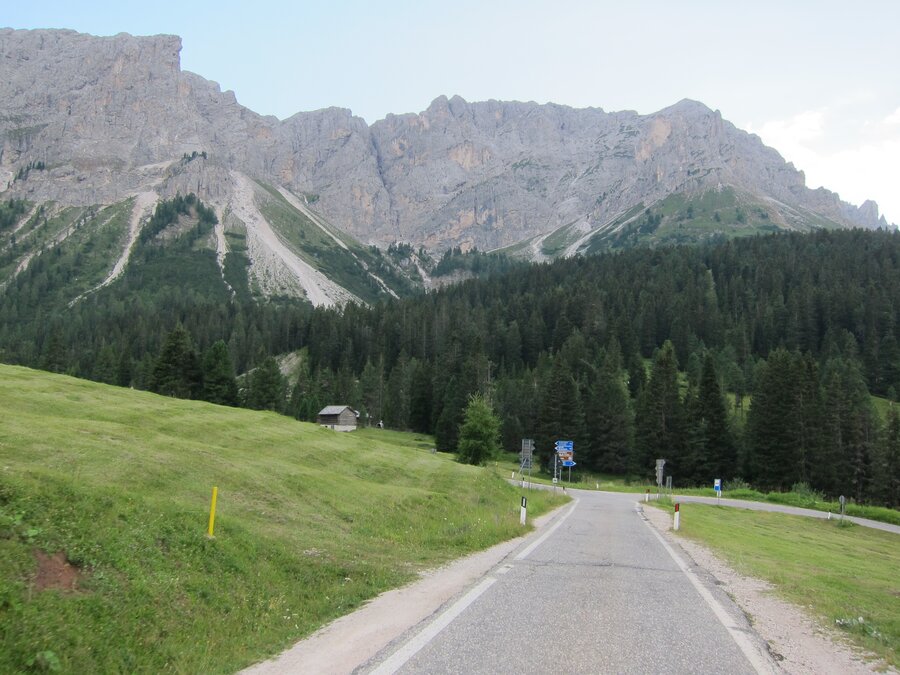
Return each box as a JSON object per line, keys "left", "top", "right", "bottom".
{"left": 0, "top": 365, "right": 566, "bottom": 673}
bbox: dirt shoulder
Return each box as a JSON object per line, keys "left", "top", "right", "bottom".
{"left": 241, "top": 504, "right": 570, "bottom": 675}
{"left": 642, "top": 504, "right": 892, "bottom": 674}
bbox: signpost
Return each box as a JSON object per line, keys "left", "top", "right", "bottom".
{"left": 519, "top": 439, "right": 534, "bottom": 486}
{"left": 839, "top": 495, "right": 846, "bottom": 524}
{"left": 556, "top": 441, "right": 575, "bottom": 482}
{"left": 714, "top": 478, "right": 722, "bottom": 505}
{"left": 655, "top": 459, "right": 666, "bottom": 496}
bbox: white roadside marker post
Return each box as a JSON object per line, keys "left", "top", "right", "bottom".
{"left": 673, "top": 502, "right": 681, "bottom": 531}
{"left": 520, "top": 496, "right": 527, "bottom": 526}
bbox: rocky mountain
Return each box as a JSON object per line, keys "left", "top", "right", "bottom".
{"left": 0, "top": 28, "right": 893, "bottom": 305}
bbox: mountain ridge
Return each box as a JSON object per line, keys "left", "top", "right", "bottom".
{"left": 0, "top": 28, "right": 894, "bottom": 304}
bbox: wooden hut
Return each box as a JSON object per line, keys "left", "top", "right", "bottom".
{"left": 317, "top": 405, "right": 358, "bottom": 432}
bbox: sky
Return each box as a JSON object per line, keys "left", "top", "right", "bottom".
{"left": 5, "top": 1, "right": 899, "bottom": 224}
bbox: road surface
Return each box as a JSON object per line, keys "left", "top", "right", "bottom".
{"left": 359, "top": 490, "right": 776, "bottom": 674}
{"left": 670, "top": 494, "right": 900, "bottom": 535}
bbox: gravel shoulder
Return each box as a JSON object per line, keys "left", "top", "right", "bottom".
{"left": 642, "top": 504, "right": 892, "bottom": 674}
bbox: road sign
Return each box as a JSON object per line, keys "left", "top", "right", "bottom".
{"left": 557, "top": 450, "right": 573, "bottom": 463}
{"left": 714, "top": 478, "right": 721, "bottom": 492}
{"left": 655, "top": 459, "right": 666, "bottom": 488}
{"left": 562, "top": 460, "right": 576, "bottom": 467}
{"left": 555, "top": 440, "right": 574, "bottom": 452}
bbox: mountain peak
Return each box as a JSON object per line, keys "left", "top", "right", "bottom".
{"left": 0, "top": 27, "right": 888, "bottom": 261}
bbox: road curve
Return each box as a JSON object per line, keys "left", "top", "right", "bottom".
{"left": 359, "top": 490, "right": 777, "bottom": 675}
{"left": 667, "top": 495, "right": 900, "bottom": 535}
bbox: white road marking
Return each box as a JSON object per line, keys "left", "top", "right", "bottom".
{"left": 369, "top": 502, "right": 581, "bottom": 674}
{"left": 639, "top": 507, "right": 779, "bottom": 675}
{"left": 368, "top": 577, "right": 497, "bottom": 675}
{"left": 514, "top": 498, "right": 579, "bottom": 561}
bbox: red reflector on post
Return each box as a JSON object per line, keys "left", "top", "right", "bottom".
{"left": 674, "top": 502, "right": 680, "bottom": 512}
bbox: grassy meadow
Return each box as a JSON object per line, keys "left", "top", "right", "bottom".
{"left": 0, "top": 365, "right": 567, "bottom": 673}
{"left": 653, "top": 501, "right": 900, "bottom": 668}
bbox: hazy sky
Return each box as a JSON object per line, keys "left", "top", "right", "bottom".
{"left": 5, "top": 1, "right": 899, "bottom": 224}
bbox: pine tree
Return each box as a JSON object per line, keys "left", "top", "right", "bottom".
{"left": 633, "top": 341, "right": 683, "bottom": 480}
{"left": 435, "top": 375, "right": 467, "bottom": 452}
{"left": 358, "top": 358, "right": 385, "bottom": 426}
{"left": 201, "top": 340, "right": 238, "bottom": 406}
{"left": 536, "top": 357, "right": 586, "bottom": 470}
{"left": 585, "top": 352, "right": 633, "bottom": 474}
{"left": 92, "top": 344, "right": 118, "bottom": 385}
{"left": 245, "top": 357, "right": 286, "bottom": 412}
{"left": 874, "top": 406, "right": 900, "bottom": 507}
{"left": 152, "top": 324, "right": 202, "bottom": 399}
{"left": 747, "top": 349, "right": 799, "bottom": 490}
{"left": 409, "top": 360, "right": 434, "bottom": 433}
{"left": 456, "top": 393, "right": 502, "bottom": 465}
{"left": 688, "top": 353, "right": 735, "bottom": 483}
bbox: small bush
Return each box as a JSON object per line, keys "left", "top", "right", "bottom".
{"left": 790, "top": 482, "right": 825, "bottom": 501}
{"left": 724, "top": 477, "right": 751, "bottom": 491}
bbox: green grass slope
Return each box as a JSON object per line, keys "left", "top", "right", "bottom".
{"left": 0, "top": 365, "right": 566, "bottom": 673}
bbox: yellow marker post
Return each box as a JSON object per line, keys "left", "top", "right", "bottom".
{"left": 207, "top": 486, "right": 218, "bottom": 538}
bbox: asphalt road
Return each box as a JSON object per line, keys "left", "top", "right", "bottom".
{"left": 670, "top": 494, "right": 900, "bottom": 534}
{"left": 359, "top": 490, "right": 777, "bottom": 675}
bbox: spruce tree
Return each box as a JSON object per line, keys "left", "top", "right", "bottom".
{"left": 585, "top": 352, "right": 633, "bottom": 474}
{"left": 245, "top": 356, "right": 286, "bottom": 412}
{"left": 358, "top": 358, "right": 385, "bottom": 426}
{"left": 201, "top": 340, "right": 238, "bottom": 406}
{"left": 633, "top": 341, "right": 683, "bottom": 480}
{"left": 92, "top": 344, "right": 118, "bottom": 385}
{"left": 747, "top": 349, "right": 798, "bottom": 490}
{"left": 409, "top": 361, "right": 434, "bottom": 433}
{"left": 152, "top": 324, "right": 202, "bottom": 399}
{"left": 536, "top": 357, "right": 586, "bottom": 470}
{"left": 685, "top": 353, "right": 735, "bottom": 484}
{"left": 875, "top": 406, "right": 900, "bottom": 507}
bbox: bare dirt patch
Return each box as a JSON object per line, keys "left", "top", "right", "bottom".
{"left": 642, "top": 504, "right": 890, "bottom": 674}
{"left": 34, "top": 550, "right": 81, "bottom": 592}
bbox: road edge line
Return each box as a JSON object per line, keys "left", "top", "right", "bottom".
{"left": 367, "top": 577, "right": 497, "bottom": 675}
{"left": 637, "top": 505, "right": 779, "bottom": 675}
{"left": 514, "top": 498, "right": 579, "bottom": 560}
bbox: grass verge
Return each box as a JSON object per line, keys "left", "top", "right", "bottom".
{"left": 0, "top": 365, "right": 567, "bottom": 673}
{"left": 651, "top": 501, "right": 899, "bottom": 668}
{"left": 493, "top": 455, "right": 900, "bottom": 527}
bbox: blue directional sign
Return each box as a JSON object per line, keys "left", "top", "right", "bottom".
{"left": 562, "top": 460, "right": 576, "bottom": 467}
{"left": 555, "top": 440, "right": 574, "bottom": 452}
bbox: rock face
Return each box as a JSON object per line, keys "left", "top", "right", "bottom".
{"left": 0, "top": 28, "right": 891, "bottom": 255}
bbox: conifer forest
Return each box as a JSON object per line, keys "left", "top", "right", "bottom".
{"left": 1, "top": 194, "right": 898, "bottom": 506}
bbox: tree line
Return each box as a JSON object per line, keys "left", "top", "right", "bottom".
{"left": 0, "top": 195, "right": 897, "bottom": 505}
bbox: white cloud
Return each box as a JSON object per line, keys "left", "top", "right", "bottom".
{"left": 750, "top": 109, "right": 900, "bottom": 227}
